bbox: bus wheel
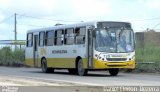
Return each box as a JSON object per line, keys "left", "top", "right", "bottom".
{"left": 68, "top": 69, "right": 77, "bottom": 75}
{"left": 77, "top": 59, "right": 88, "bottom": 76}
{"left": 109, "top": 68, "right": 119, "bottom": 76}
{"left": 41, "top": 58, "right": 54, "bottom": 73}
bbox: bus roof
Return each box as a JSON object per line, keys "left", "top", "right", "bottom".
{"left": 27, "top": 21, "right": 131, "bottom": 33}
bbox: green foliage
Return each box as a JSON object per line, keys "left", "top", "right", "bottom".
{"left": 136, "top": 45, "right": 160, "bottom": 62}
{"left": 0, "top": 47, "right": 25, "bottom": 67}
{"left": 134, "top": 63, "right": 158, "bottom": 73}
{"left": 135, "top": 31, "right": 160, "bottom": 73}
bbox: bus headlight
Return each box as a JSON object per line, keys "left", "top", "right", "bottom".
{"left": 128, "top": 55, "right": 135, "bottom": 61}
{"left": 132, "top": 55, "right": 135, "bottom": 59}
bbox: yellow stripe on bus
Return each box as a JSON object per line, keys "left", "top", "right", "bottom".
{"left": 25, "top": 58, "right": 88, "bottom": 68}
{"left": 25, "top": 58, "right": 135, "bottom": 69}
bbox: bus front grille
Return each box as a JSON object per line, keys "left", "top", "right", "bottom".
{"left": 107, "top": 65, "right": 126, "bottom": 67}
{"left": 106, "top": 58, "right": 127, "bottom": 61}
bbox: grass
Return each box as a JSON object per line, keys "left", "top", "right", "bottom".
{"left": 134, "top": 42, "right": 160, "bottom": 73}
{"left": 136, "top": 45, "right": 160, "bottom": 62}
{"left": 133, "top": 31, "right": 160, "bottom": 73}
{"left": 0, "top": 47, "right": 25, "bottom": 67}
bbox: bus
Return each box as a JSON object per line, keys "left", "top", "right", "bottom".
{"left": 25, "top": 21, "right": 135, "bottom": 76}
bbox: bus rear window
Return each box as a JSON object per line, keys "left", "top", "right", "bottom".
{"left": 27, "top": 33, "right": 33, "bottom": 47}
{"left": 39, "top": 32, "right": 45, "bottom": 46}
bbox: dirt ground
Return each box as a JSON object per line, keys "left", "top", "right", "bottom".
{"left": 0, "top": 75, "right": 105, "bottom": 92}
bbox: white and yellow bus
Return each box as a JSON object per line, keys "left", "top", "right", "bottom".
{"left": 25, "top": 21, "right": 135, "bottom": 76}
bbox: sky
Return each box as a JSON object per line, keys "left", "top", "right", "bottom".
{"left": 0, "top": 0, "right": 160, "bottom": 40}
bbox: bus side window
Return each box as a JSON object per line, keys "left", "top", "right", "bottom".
{"left": 75, "top": 27, "right": 86, "bottom": 44}
{"left": 46, "top": 31, "right": 54, "bottom": 46}
{"left": 54, "top": 29, "right": 64, "bottom": 45}
{"left": 64, "top": 28, "right": 74, "bottom": 45}
{"left": 39, "top": 32, "right": 45, "bottom": 46}
{"left": 27, "top": 33, "right": 33, "bottom": 47}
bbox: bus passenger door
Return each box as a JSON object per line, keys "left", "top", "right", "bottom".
{"left": 33, "top": 35, "right": 38, "bottom": 67}
{"left": 87, "top": 28, "right": 93, "bottom": 69}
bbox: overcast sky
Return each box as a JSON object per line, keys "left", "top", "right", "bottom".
{"left": 0, "top": 0, "right": 160, "bottom": 40}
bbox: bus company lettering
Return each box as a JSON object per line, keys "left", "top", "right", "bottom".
{"left": 52, "top": 50, "right": 67, "bottom": 54}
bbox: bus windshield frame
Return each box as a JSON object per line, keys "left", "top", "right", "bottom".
{"left": 95, "top": 28, "right": 135, "bottom": 53}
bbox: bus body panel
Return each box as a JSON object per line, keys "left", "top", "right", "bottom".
{"left": 45, "top": 58, "right": 87, "bottom": 68}
{"left": 25, "top": 21, "right": 135, "bottom": 71}
{"left": 93, "top": 50, "right": 135, "bottom": 69}
{"left": 94, "top": 58, "right": 135, "bottom": 69}
{"left": 25, "top": 47, "right": 34, "bottom": 67}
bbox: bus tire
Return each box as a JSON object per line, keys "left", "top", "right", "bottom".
{"left": 41, "top": 58, "right": 54, "bottom": 73}
{"left": 77, "top": 59, "right": 88, "bottom": 76}
{"left": 109, "top": 68, "right": 119, "bottom": 76}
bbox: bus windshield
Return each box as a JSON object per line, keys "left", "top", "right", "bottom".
{"left": 95, "top": 28, "right": 134, "bottom": 53}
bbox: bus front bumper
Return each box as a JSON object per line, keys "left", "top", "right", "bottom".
{"left": 94, "top": 59, "right": 135, "bottom": 69}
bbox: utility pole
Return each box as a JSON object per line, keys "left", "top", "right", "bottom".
{"left": 14, "top": 13, "right": 17, "bottom": 51}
